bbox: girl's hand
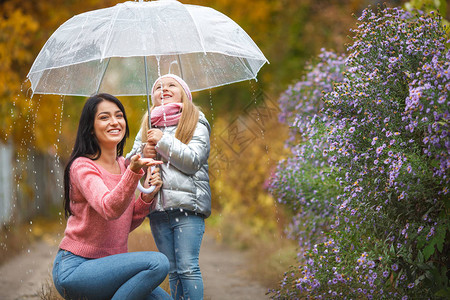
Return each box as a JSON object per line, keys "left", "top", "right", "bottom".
{"left": 147, "top": 129, "right": 163, "bottom": 145}
{"left": 129, "top": 154, "right": 163, "bottom": 173}
{"left": 143, "top": 143, "right": 157, "bottom": 159}
{"left": 141, "top": 167, "right": 162, "bottom": 203}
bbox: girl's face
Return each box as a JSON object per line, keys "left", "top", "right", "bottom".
{"left": 93, "top": 100, "right": 126, "bottom": 149}
{"left": 152, "top": 78, "right": 184, "bottom": 106}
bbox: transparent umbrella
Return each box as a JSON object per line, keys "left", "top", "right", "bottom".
{"left": 26, "top": 0, "right": 268, "bottom": 97}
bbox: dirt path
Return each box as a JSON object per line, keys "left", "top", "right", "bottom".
{"left": 0, "top": 236, "right": 57, "bottom": 300}
{"left": 0, "top": 233, "right": 270, "bottom": 300}
{"left": 200, "top": 235, "right": 270, "bottom": 300}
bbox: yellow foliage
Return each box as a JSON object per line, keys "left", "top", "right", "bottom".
{"left": 207, "top": 94, "right": 290, "bottom": 244}
{"left": 0, "top": 6, "right": 38, "bottom": 144}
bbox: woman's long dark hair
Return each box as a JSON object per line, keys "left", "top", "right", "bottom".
{"left": 63, "top": 93, "right": 130, "bottom": 218}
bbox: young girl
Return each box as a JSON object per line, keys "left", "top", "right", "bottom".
{"left": 53, "top": 93, "right": 171, "bottom": 300}
{"left": 127, "top": 74, "right": 211, "bottom": 300}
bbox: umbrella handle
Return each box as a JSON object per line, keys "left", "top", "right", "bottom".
{"left": 137, "top": 166, "right": 157, "bottom": 194}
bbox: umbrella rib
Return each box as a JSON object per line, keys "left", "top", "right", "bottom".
{"left": 237, "top": 56, "right": 255, "bottom": 79}
{"left": 96, "top": 57, "right": 111, "bottom": 94}
{"left": 100, "top": 4, "right": 123, "bottom": 60}
{"left": 184, "top": 7, "right": 207, "bottom": 54}
{"left": 177, "top": 54, "right": 184, "bottom": 79}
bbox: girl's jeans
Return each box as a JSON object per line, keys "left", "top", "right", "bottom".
{"left": 150, "top": 210, "right": 205, "bottom": 300}
{"left": 52, "top": 250, "right": 171, "bottom": 300}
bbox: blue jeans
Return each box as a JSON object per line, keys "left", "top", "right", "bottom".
{"left": 52, "top": 250, "right": 171, "bottom": 300}
{"left": 150, "top": 210, "right": 205, "bottom": 300}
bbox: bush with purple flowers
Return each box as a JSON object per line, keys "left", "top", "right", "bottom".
{"left": 269, "top": 5, "right": 449, "bottom": 299}
{"left": 271, "top": 49, "right": 346, "bottom": 248}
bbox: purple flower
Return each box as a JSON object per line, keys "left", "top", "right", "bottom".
{"left": 407, "top": 164, "right": 412, "bottom": 173}
{"left": 376, "top": 147, "right": 383, "bottom": 155}
{"left": 389, "top": 57, "right": 398, "bottom": 63}
{"left": 427, "top": 227, "right": 435, "bottom": 239}
{"left": 392, "top": 264, "right": 398, "bottom": 271}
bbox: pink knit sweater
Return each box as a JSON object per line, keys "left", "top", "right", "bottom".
{"left": 59, "top": 156, "right": 151, "bottom": 258}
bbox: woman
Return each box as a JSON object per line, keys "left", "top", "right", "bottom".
{"left": 127, "top": 74, "right": 211, "bottom": 300}
{"left": 52, "top": 93, "right": 171, "bottom": 300}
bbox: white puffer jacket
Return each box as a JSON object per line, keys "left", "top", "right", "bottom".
{"left": 126, "top": 112, "right": 211, "bottom": 217}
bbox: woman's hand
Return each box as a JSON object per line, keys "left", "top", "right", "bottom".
{"left": 147, "top": 129, "right": 163, "bottom": 145}
{"left": 129, "top": 154, "right": 162, "bottom": 173}
{"left": 141, "top": 167, "right": 162, "bottom": 203}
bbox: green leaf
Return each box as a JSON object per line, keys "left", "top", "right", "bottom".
{"left": 417, "top": 250, "right": 424, "bottom": 263}
{"left": 390, "top": 244, "right": 396, "bottom": 255}
{"left": 423, "top": 242, "right": 436, "bottom": 260}
{"left": 435, "top": 225, "right": 446, "bottom": 253}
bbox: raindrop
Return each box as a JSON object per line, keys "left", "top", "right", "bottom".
{"left": 175, "top": 218, "right": 179, "bottom": 222}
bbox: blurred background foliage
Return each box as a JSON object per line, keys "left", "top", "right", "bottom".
{"left": 2, "top": 0, "right": 447, "bottom": 289}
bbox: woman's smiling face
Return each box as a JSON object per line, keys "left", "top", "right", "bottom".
{"left": 152, "top": 77, "right": 184, "bottom": 106}
{"left": 93, "top": 100, "right": 126, "bottom": 148}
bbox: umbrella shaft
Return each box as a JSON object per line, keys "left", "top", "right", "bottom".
{"left": 144, "top": 56, "right": 152, "bottom": 128}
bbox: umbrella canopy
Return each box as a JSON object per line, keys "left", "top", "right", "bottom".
{"left": 27, "top": 0, "right": 268, "bottom": 97}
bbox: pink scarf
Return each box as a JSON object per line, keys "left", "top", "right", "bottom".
{"left": 151, "top": 103, "right": 183, "bottom": 127}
